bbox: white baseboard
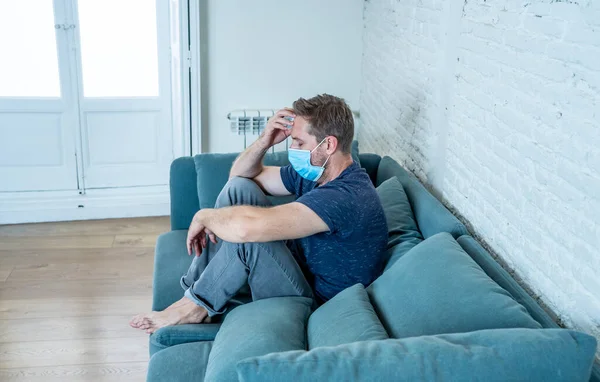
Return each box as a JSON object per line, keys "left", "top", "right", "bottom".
{"left": 0, "top": 186, "right": 170, "bottom": 225}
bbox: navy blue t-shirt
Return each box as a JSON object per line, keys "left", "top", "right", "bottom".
{"left": 280, "top": 162, "right": 388, "bottom": 303}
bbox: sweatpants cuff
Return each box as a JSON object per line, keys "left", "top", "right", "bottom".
{"left": 184, "top": 288, "right": 227, "bottom": 317}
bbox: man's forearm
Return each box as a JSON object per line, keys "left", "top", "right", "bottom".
{"left": 229, "top": 138, "right": 270, "bottom": 179}
{"left": 196, "top": 206, "right": 260, "bottom": 243}
{"left": 196, "top": 202, "right": 327, "bottom": 245}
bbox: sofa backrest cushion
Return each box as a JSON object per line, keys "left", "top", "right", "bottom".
{"left": 376, "top": 156, "right": 468, "bottom": 239}
{"left": 194, "top": 141, "right": 361, "bottom": 209}
{"left": 236, "top": 328, "right": 597, "bottom": 382}
{"left": 358, "top": 153, "right": 381, "bottom": 185}
{"left": 194, "top": 151, "right": 291, "bottom": 209}
{"left": 376, "top": 176, "right": 424, "bottom": 270}
{"left": 367, "top": 232, "right": 541, "bottom": 339}
{"left": 307, "top": 283, "right": 388, "bottom": 349}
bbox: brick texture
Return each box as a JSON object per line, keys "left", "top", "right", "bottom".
{"left": 360, "top": 0, "right": 600, "bottom": 358}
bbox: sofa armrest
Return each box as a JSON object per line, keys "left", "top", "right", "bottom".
{"left": 170, "top": 157, "right": 200, "bottom": 231}
{"left": 152, "top": 230, "right": 194, "bottom": 311}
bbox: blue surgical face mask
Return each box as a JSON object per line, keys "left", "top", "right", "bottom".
{"left": 288, "top": 138, "right": 331, "bottom": 182}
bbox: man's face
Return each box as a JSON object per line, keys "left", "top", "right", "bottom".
{"left": 288, "top": 116, "right": 328, "bottom": 167}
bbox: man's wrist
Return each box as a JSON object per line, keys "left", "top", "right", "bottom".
{"left": 194, "top": 208, "right": 210, "bottom": 224}
{"left": 255, "top": 136, "right": 271, "bottom": 152}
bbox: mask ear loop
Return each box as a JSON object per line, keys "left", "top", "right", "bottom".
{"left": 310, "top": 137, "right": 328, "bottom": 153}
{"left": 314, "top": 137, "right": 331, "bottom": 169}
{"left": 321, "top": 154, "right": 331, "bottom": 168}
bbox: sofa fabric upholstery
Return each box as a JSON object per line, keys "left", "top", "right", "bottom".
{"left": 375, "top": 176, "right": 424, "bottom": 270}
{"left": 307, "top": 283, "right": 388, "bottom": 349}
{"left": 147, "top": 341, "right": 213, "bottom": 382}
{"left": 236, "top": 329, "right": 597, "bottom": 382}
{"left": 375, "top": 156, "right": 468, "bottom": 239}
{"left": 367, "top": 232, "right": 541, "bottom": 339}
{"left": 204, "top": 296, "right": 313, "bottom": 382}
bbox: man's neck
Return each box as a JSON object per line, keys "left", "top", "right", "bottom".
{"left": 317, "top": 154, "right": 355, "bottom": 186}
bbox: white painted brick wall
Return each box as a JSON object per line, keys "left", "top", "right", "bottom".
{"left": 360, "top": 0, "right": 600, "bottom": 359}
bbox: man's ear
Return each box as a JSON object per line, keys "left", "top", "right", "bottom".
{"left": 325, "top": 136, "right": 339, "bottom": 155}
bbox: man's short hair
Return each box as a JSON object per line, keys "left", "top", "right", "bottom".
{"left": 292, "top": 94, "right": 354, "bottom": 154}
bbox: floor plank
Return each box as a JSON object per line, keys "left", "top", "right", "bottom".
{"left": 0, "top": 267, "right": 12, "bottom": 282}
{"left": 6, "top": 257, "right": 154, "bottom": 282}
{"left": 0, "top": 362, "right": 148, "bottom": 382}
{"left": 0, "top": 247, "right": 154, "bottom": 268}
{"left": 0, "top": 236, "right": 116, "bottom": 250}
{"left": 0, "top": 216, "right": 170, "bottom": 237}
{"left": 0, "top": 337, "right": 149, "bottom": 368}
{"left": 0, "top": 316, "right": 146, "bottom": 343}
{"left": 0, "top": 296, "right": 153, "bottom": 320}
{"left": 0, "top": 277, "right": 153, "bottom": 300}
{"left": 113, "top": 234, "right": 159, "bottom": 248}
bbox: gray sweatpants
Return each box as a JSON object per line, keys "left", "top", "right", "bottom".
{"left": 180, "top": 177, "right": 314, "bottom": 317}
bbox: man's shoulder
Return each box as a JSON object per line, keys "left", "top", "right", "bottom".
{"left": 337, "top": 163, "right": 377, "bottom": 192}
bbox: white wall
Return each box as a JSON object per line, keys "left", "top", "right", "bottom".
{"left": 201, "top": 0, "right": 364, "bottom": 153}
{"left": 360, "top": 0, "right": 600, "bottom": 359}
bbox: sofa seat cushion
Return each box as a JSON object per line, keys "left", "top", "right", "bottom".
{"left": 147, "top": 340, "right": 213, "bottom": 382}
{"left": 367, "top": 232, "right": 541, "bottom": 339}
{"left": 376, "top": 176, "right": 423, "bottom": 270}
{"left": 236, "top": 328, "right": 597, "bottom": 382}
{"left": 149, "top": 323, "right": 222, "bottom": 357}
{"left": 307, "top": 283, "right": 388, "bottom": 349}
{"left": 204, "top": 296, "right": 313, "bottom": 382}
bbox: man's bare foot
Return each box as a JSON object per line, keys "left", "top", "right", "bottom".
{"left": 129, "top": 296, "right": 187, "bottom": 329}
{"left": 129, "top": 297, "right": 209, "bottom": 334}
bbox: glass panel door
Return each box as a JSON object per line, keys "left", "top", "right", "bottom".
{"left": 0, "top": 0, "right": 80, "bottom": 192}
{"left": 0, "top": 0, "right": 61, "bottom": 97}
{"left": 77, "top": 0, "right": 160, "bottom": 97}
{"left": 73, "top": 0, "right": 173, "bottom": 189}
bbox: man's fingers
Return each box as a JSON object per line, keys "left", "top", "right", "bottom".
{"left": 208, "top": 233, "right": 218, "bottom": 244}
{"left": 272, "top": 123, "right": 292, "bottom": 132}
{"left": 194, "top": 240, "right": 201, "bottom": 257}
{"left": 275, "top": 108, "right": 296, "bottom": 118}
{"left": 271, "top": 117, "right": 293, "bottom": 128}
{"left": 186, "top": 236, "right": 192, "bottom": 255}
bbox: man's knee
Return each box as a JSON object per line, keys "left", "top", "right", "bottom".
{"left": 215, "top": 177, "right": 266, "bottom": 208}
{"left": 226, "top": 176, "right": 259, "bottom": 191}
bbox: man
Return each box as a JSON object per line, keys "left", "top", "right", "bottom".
{"left": 130, "top": 94, "right": 388, "bottom": 334}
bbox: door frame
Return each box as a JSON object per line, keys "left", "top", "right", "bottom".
{"left": 187, "top": 0, "right": 203, "bottom": 155}
{"left": 170, "top": 0, "right": 202, "bottom": 157}
{"left": 177, "top": 0, "right": 204, "bottom": 155}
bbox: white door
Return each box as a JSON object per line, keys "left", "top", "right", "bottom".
{"left": 0, "top": 0, "right": 81, "bottom": 192}
{"left": 72, "top": 0, "right": 173, "bottom": 190}
{"left": 0, "top": 0, "right": 173, "bottom": 194}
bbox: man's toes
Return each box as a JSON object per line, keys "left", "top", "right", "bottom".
{"left": 139, "top": 316, "right": 156, "bottom": 330}
{"left": 138, "top": 321, "right": 151, "bottom": 330}
{"left": 129, "top": 315, "right": 143, "bottom": 328}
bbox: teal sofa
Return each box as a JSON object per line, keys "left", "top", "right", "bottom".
{"left": 146, "top": 150, "right": 600, "bottom": 381}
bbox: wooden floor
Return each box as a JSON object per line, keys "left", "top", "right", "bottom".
{"left": 0, "top": 217, "right": 170, "bottom": 381}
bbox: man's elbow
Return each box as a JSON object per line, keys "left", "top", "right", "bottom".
{"left": 236, "top": 225, "right": 252, "bottom": 243}
{"left": 232, "top": 218, "right": 260, "bottom": 243}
